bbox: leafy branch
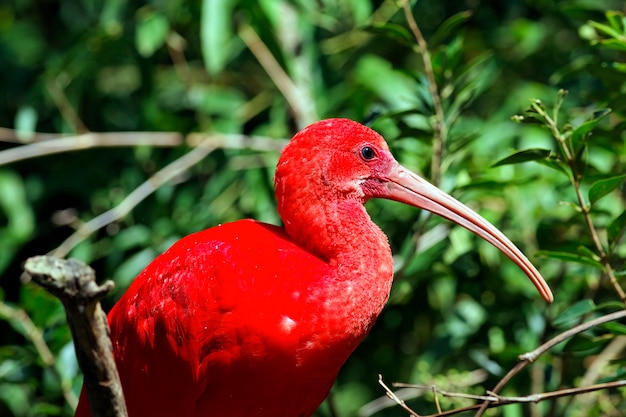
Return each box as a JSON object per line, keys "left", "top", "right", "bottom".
{"left": 504, "top": 90, "right": 626, "bottom": 303}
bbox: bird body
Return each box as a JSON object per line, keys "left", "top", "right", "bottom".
{"left": 75, "top": 119, "right": 552, "bottom": 417}
{"left": 88, "top": 219, "right": 390, "bottom": 417}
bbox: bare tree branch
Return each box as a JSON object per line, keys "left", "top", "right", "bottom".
{"left": 22, "top": 256, "right": 127, "bottom": 417}
{"left": 379, "top": 377, "right": 626, "bottom": 417}
{"left": 0, "top": 131, "right": 182, "bottom": 166}
{"left": 238, "top": 22, "right": 318, "bottom": 128}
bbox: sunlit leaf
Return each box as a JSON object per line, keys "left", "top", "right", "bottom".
{"left": 201, "top": 0, "right": 237, "bottom": 75}
{"left": 605, "top": 11, "right": 625, "bottom": 32}
{"left": 135, "top": 9, "right": 169, "bottom": 57}
{"left": 596, "top": 38, "right": 626, "bottom": 52}
{"left": 602, "top": 321, "right": 626, "bottom": 335}
{"left": 536, "top": 250, "right": 604, "bottom": 269}
{"left": 553, "top": 299, "right": 596, "bottom": 328}
{"left": 588, "top": 20, "right": 624, "bottom": 40}
{"left": 589, "top": 174, "right": 626, "bottom": 205}
{"left": 577, "top": 246, "right": 600, "bottom": 262}
{"left": 14, "top": 106, "right": 37, "bottom": 142}
{"left": 347, "top": 0, "right": 372, "bottom": 26}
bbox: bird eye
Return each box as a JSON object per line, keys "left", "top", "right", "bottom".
{"left": 360, "top": 146, "right": 376, "bottom": 161}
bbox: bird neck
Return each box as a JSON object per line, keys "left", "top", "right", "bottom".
{"left": 283, "top": 198, "right": 395, "bottom": 335}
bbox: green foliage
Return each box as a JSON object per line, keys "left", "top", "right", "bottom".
{"left": 1, "top": 1, "right": 625, "bottom": 416}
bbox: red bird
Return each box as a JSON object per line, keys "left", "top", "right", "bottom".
{"left": 75, "top": 119, "right": 553, "bottom": 417}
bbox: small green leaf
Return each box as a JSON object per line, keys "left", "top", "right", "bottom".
{"left": 430, "top": 10, "right": 473, "bottom": 47}
{"left": 571, "top": 108, "right": 610, "bottom": 151}
{"left": 14, "top": 106, "right": 37, "bottom": 142}
{"left": 589, "top": 174, "right": 626, "bottom": 205}
{"left": 536, "top": 250, "right": 604, "bottom": 269}
{"left": 491, "top": 148, "right": 552, "bottom": 167}
{"left": 588, "top": 20, "right": 624, "bottom": 40}
{"left": 605, "top": 11, "right": 625, "bottom": 33}
{"left": 366, "top": 23, "right": 414, "bottom": 45}
{"left": 563, "top": 334, "right": 605, "bottom": 354}
{"left": 608, "top": 210, "right": 626, "bottom": 247}
{"left": 596, "top": 38, "right": 626, "bottom": 52}
{"left": 135, "top": 9, "right": 169, "bottom": 57}
{"left": 577, "top": 246, "right": 601, "bottom": 262}
{"left": 553, "top": 299, "right": 596, "bottom": 328}
{"left": 201, "top": 0, "right": 237, "bottom": 75}
{"left": 535, "top": 157, "right": 570, "bottom": 177}
{"left": 602, "top": 321, "right": 626, "bottom": 335}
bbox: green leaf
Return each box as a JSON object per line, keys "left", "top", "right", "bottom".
{"left": 577, "top": 246, "right": 600, "bottom": 262}
{"left": 201, "top": 0, "right": 237, "bottom": 75}
{"left": 553, "top": 299, "right": 596, "bottom": 328}
{"left": 430, "top": 10, "right": 473, "bottom": 47}
{"left": 366, "top": 23, "right": 414, "bottom": 45}
{"left": 596, "top": 38, "right": 626, "bottom": 52}
{"left": 571, "top": 108, "right": 610, "bottom": 151}
{"left": 589, "top": 174, "right": 626, "bottom": 205}
{"left": 347, "top": 0, "right": 372, "bottom": 26}
{"left": 536, "top": 250, "right": 604, "bottom": 269}
{"left": 135, "top": 9, "right": 169, "bottom": 57}
{"left": 491, "top": 148, "right": 552, "bottom": 167}
{"left": 602, "top": 321, "right": 626, "bottom": 335}
{"left": 608, "top": 210, "right": 626, "bottom": 247}
{"left": 535, "top": 157, "right": 570, "bottom": 177}
{"left": 588, "top": 20, "right": 624, "bottom": 41}
{"left": 563, "top": 334, "right": 605, "bottom": 354}
{"left": 605, "top": 11, "right": 625, "bottom": 33}
{"left": 14, "top": 106, "right": 37, "bottom": 142}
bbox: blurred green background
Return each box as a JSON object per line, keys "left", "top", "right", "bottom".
{"left": 1, "top": 0, "right": 625, "bottom": 416}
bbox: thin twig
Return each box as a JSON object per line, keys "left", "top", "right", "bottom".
{"left": 402, "top": 0, "right": 447, "bottom": 186}
{"left": 46, "top": 77, "right": 89, "bottom": 134}
{"left": 50, "top": 141, "right": 217, "bottom": 258}
{"left": 0, "top": 127, "right": 62, "bottom": 143}
{"left": 166, "top": 31, "right": 192, "bottom": 85}
{"left": 378, "top": 375, "right": 421, "bottom": 417}
{"left": 383, "top": 378, "right": 626, "bottom": 417}
{"left": 0, "top": 131, "right": 182, "bottom": 166}
{"left": 238, "top": 22, "right": 317, "bottom": 128}
{"left": 22, "top": 256, "right": 126, "bottom": 417}
{"left": 475, "top": 308, "right": 626, "bottom": 416}
{"left": 520, "top": 309, "right": 626, "bottom": 362}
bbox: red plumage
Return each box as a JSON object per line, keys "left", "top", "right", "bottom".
{"left": 75, "top": 119, "right": 552, "bottom": 417}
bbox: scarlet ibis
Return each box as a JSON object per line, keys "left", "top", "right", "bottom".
{"left": 75, "top": 118, "right": 552, "bottom": 417}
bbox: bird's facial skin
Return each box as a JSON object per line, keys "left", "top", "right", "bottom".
{"left": 353, "top": 137, "right": 554, "bottom": 303}
{"left": 276, "top": 118, "right": 552, "bottom": 302}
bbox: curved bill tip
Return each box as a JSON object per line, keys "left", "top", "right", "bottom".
{"left": 382, "top": 163, "right": 554, "bottom": 303}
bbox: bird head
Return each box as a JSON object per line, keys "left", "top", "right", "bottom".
{"left": 275, "top": 118, "right": 553, "bottom": 302}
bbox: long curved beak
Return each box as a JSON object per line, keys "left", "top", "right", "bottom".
{"left": 382, "top": 163, "right": 553, "bottom": 302}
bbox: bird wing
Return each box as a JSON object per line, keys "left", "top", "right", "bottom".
{"left": 75, "top": 219, "right": 334, "bottom": 417}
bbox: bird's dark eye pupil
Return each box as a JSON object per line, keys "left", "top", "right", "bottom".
{"left": 361, "top": 146, "right": 375, "bottom": 160}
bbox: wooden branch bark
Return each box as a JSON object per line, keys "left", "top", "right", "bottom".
{"left": 22, "top": 256, "right": 127, "bottom": 417}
